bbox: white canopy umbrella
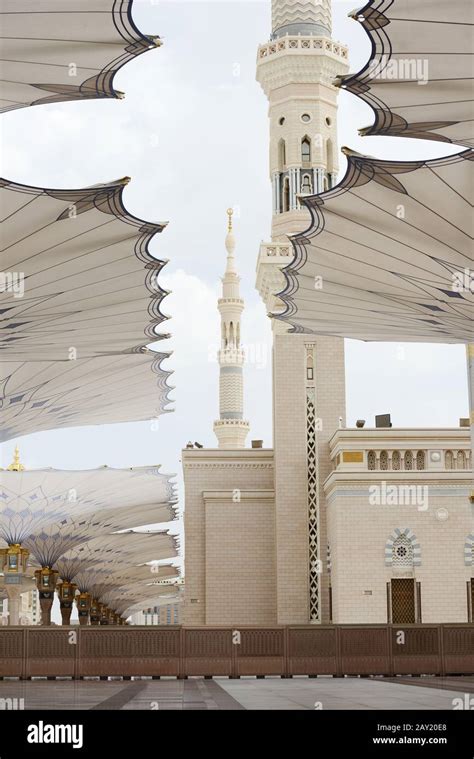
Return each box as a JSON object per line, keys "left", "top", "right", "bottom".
{"left": 336, "top": 0, "right": 473, "bottom": 147}
{"left": 0, "top": 0, "right": 161, "bottom": 114}
{"left": 0, "top": 177, "right": 173, "bottom": 440}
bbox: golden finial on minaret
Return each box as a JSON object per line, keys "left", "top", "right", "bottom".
{"left": 227, "top": 207, "right": 234, "bottom": 232}
{"left": 7, "top": 446, "right": 25, "bottom": 472}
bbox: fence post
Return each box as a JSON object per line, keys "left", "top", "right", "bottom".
{"left": 231, "top": 628, "right": 237, "bottom": 678}
{"left": 74, "top": 627, "right": 80, "bottom": 680}
{"left": 439, "top": 625, "right": 446, "bottom": 677}
{"left": 388, "top": 625, "right": 394, "bottom": 677}
{"left": 21, "top": 627, "right": 27, "bottom": 680}
{"left": 23, "top": 627, "right": 29, "bottom": 680}
{"left": 335, "top": 625, "right": 343, "bottom": 677}
{"left": 178, "top": 627, "right": 185, "bottom": 679}
{"left": 283, "top": 626, "right": 289, "bottom": 678}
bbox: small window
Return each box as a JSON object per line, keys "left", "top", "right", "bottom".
{"left": 301, "top": 173, "right": 313, "bottom": 194}
{"left": 279, "top": 117, "right": 285, "bottom": 125}
{"left": 301, "top": 113, "right": 311, "bottom": 122}
{"left": 416, "top": 450, "right": 425, "bottom": 470}
{"left": 325, "top": 116, "right": 332, "bottom": 126}
{"left": 282, "top": 177, "right": 290, "bottom": 212}
{"left": 456, "top": 450, "right": 466, "bottom": 469}
{"left": 301, "top": 137, "right": 311, "bottom": 163}
{"left": 278, "top": 138, "right": 286, "bottom": 170}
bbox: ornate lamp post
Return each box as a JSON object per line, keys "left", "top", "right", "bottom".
{"left": 1, "top": 448, "right": 30, "bottom": 625}
{"left": 0, "top": 544, "right": 29, "bottom": 626}
{"left": 57, "top": 581, "right": 77, "bottom": 625}
{"left": 99, "top": 604, "right": 109, "bottom": 625}
{"left": 34, "top": 567, "right": 59, "bottom": 626}
{"left": 75, "top": 592, "right": 92, "bottom": 626}
{"left": 90, "top": 598, "right": 101, "bottom": 626}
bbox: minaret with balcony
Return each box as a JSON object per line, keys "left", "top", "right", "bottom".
{"left": 255, "top": 1, "right": 348, "bottom": 625}
{"left": 256, "top": 0, "right": 349, "bottom": 326}
{"left": 213, "top": 209, "right": 250, "bottom": 449}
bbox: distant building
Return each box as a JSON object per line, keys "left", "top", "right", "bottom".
{"left": 131, "top": 602, "right": 181, "bottom": 626}
{"left": 1, "top": 589, "right": 40, "bottom": 625}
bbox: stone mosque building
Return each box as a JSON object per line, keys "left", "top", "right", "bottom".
{"left": 183, "top": 0, "right": 473, "bottom": 627}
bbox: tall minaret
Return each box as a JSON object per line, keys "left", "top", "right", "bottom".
{"left": 256, "top": 0, "right": 349, "bottom": 241}
{"left": 213, "top": 209, "right": 250, "bottom": 449}
{"left": 255, "top": 1, "right": 348, "bottom": 626}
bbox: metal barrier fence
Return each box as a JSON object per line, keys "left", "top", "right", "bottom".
{"left": 0, "top": 625, "right": 472, "bottom": 679}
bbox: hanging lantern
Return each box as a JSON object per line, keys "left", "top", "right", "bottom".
{"left": 75, "top": 592, "right": 92, "bottom": 626}
{"left": 0, "top": 544, "right": 29, "bottom": 578}
{"left": 99, "top": 603, "right": 109, "bottom": 625}
{"left": 57, "top": 581, "right": 77, "bottom": 602}
{"left": 90, "top": 598, "right": 101, "bottom": 626}
{"left": 34, "top": 567, "right": 59, "bottom": 594}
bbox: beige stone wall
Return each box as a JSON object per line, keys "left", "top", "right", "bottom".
{"left": 272, "top": 333, "right": 346, "bottom": 623}
{"left": 204, "top": 491, "right": 276, "bottom": 625}
{"left": 182, "top": 449, "right": 275, "bottom": 625}
{"left": 326, "top": 479, "right": 472, "bottom": 623}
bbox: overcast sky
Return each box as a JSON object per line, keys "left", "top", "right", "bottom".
{"left": 0, "top": 1, "right": 468, "bottom": 565}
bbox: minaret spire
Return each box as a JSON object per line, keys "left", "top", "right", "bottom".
{"left": 7, "top": 446, "right": 25, "bottom": 472}
{"left": 224, "top": 208, "right": 237, "bottom": 276}
{"left": 213, "top": 210, "right": 250, "bottom": 449}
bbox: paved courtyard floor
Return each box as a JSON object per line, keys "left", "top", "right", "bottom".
{"left": 0, "top": 676, "right": 472, "bottom": 710}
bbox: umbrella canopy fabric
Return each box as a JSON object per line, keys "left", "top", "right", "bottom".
{"left": 23, "top": 501, "right": 177, "bottom": 569}
{"left": 0, "top": 177, "right": 173, "bottom": 440}
{"left": 0, "top": 353, "right": 172, "bottom": 442}
{"left": 0, "top": 465, "right": 177, "bottom": 549}
{"left": 0, "top": 0, "right": 160, "bottom": 114}
{"left": 0, "top": 177, "right": 168, "bottom": 360}
{"left": 336, "top": 0, "right": 474, "bottom": 147}
{"left": 56, "top": 533, "right": 178, "bottom": 587}
{"left": 275, "top": 148, "right": 473, "bottom": 343}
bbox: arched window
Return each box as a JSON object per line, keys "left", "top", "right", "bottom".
{"left": 456, "top": 450, "right": 466, "bottom": 469}
{"left": 301, "top": 137, "right": 311, "bottom": 163}
{"left": 278, "top": 139, "right": 286, "bottom": 170}
{"left": 380, "top": 450, "right": 389, "bottom": 471}
{"left": 404, "top": 451, "right": 413, "bottom": 470}
{"left": 323, "top": 176, "right": 328, "bottom": 191}
{"left": 416, "top": 451, "right": 425, "bottom": 470}
{"left": 282, "top": 177, "right": 290, "bottom": 212}
{"left": 229, "top": 321, "right": 234, "bottom": 346}
{"left": 301, "top": 173, "right": 313, "bottom": 194}
{"left": 392, "top": 535, "right": 414, "bottom": 569}
{"left": 445, "top": 450, "right": 454, "bottom": 469}
{"left": 392, "top": 451, "right": 401, "bottom": 471}
{"left": 306, "top": 353, "right": 314, "bottom": 380}
{"left": 367, "top": 451, "right": 376, "bottom": 470}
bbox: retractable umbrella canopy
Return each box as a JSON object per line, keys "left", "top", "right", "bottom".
{"left": 0, "top": 0, "right": 161, "bottom": 114}
{"left": 0, "top": 465, "right": 177, "bottom": 560}
{"left": 276, "top": 148, "right": 473, "bottom": 343}
{"left": 336, "top": 0, "right": 474, "bottom": 147}
{"left": 0, "top": 177, "right": 168, "bottom": 360}
{"left": 0, "top": 178, "right": 173, "bottom": 440}
{"left": 56, "top": 532, "right": 178, "bottom": 587}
